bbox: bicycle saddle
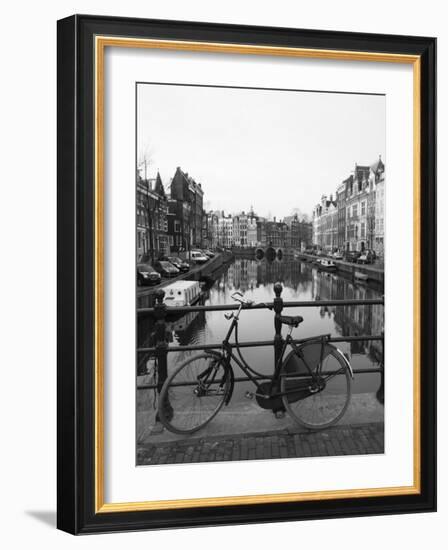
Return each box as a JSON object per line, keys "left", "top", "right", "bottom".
{"left": 278, "top": 315, "right": 304, "bottom": 327}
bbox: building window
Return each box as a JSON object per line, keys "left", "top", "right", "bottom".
{"left": 174, "top": 221, "right": 180, "bottom": 233}
{"left": 361, "top": 201, "right": 366, "bottom": 216}
{"left": 361, "top": 223, "right": 365, "bottom": 238}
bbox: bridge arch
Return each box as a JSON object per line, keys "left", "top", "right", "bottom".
{"left": 265, "top": 246, "right": 276, "bottom": 261}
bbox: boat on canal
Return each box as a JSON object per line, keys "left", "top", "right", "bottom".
{"left": 163, "top": 280, "right": 202, "bottom": 307}
{"left": 294, "top": 251, "right": 309, "bottom": 261}
{"left": 316, "top": 258, "right": 338, "bottom": 272}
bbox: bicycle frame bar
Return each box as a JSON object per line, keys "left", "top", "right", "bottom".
{"left": 222, "top": 302, "right": 245, "bottom": 343}
{"left": 220, "top": 307, "right": 351, "bottom": 398}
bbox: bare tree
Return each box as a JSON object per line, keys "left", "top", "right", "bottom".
{"left": 137, "top": 147, "right": 156, "bottom": 262}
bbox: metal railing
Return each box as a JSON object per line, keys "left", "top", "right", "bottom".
{"left": 136, "top": 282, "right": 384, "bottom": 392}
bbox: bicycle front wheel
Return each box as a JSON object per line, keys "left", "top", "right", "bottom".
{"left": 158, "top": 353, "right": 231, "bottom": 435}
{"left": 281, "top": 342, "right": 352, "bottom": 430}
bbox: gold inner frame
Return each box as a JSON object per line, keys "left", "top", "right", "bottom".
{"left": 94, "top": 36, "right": 421, "bottom": 513}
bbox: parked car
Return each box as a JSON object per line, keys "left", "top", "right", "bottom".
{"left": 202, "top": 249, "right": 215, "bottom": 258}
{"left": 166, "top": 256, "right": 190, "bottom": 273}
{"left": 333, "top": 251, "right": 344, "bottom": 260}
{"left": 344, "top": 251, "right": 362, "bottom": 263}
{"left": 136, "top": 263, "right": 161, "bottom": 286}
{"left": 159, "top": 256, "right": 190, "bottom": 273}
{"left": 153, "top": 260, "right": 180, "bottom": 278}
{"left": 188, "top": 250, "right": 209, "bottom": 264}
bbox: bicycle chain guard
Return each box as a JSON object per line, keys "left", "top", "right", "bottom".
{"left": 255, "top": 379, "right": 324, "bottom": 410}
{"left": 255, "top": 382, "right": 284, "bottom": 410}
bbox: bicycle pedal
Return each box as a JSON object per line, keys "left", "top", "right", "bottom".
{"left": 274, "top": 410, "right": 286, "bottom": 419}
{"left": 245, "top": 391, "right": 254, "bottom": 400}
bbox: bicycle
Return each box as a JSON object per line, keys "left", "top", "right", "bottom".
{"left": 158, "top": 291, "right": 353, "bottom": 435}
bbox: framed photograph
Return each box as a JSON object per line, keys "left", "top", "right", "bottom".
{"left": 57, "top": 14, "right": 436, "bottom": 534}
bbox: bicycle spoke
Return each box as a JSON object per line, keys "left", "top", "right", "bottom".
{"left": 281, "top": 344, "right": 351, "bottom": 430}
{"left": 322, "top": 367, "right": 345, "bottom": 384}
{"left": 159, "top": 354, "right": 230, "bottom": 434}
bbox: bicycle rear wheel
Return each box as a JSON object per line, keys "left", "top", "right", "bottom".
{"left": 281, "top": 342, "right": 352, "bottom": 430}
{"left": 158, "top": 353, "right": 231, "bottom": 435}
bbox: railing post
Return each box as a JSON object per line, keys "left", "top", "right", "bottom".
{"left": 273, "top": 282, "right": 285, "bottom": 414}
{"left": 153, "top": 289, "right": 172, "bottom": 421}
{"left": 273, "top": 282, "right": 284, "bottom": 365}
{"left": 376, "top": 330, "right": 385, "bottom": 404}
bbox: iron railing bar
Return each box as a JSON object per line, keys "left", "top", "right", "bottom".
{"left": 137, "top": 334, "right": 384, "bottom": 354}
{"left": 137, "top": 367, "right": 383, "bottom": 389}
{"left": 137, "top": 298, "right": 384, "bottom": 316}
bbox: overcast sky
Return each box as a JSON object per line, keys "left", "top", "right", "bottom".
{"left": 137, "top": 83, "right": 385, "bottom": 219}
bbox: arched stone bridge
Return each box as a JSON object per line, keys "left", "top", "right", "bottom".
{"left": 232, "top": 246, "right": 296, "bottom": 259}
{"left": 255, "top": 246, "right": 285, "bottom": 260}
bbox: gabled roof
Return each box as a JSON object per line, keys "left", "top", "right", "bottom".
{"left": 354, "top": 164, "right": 370, "bottom": 181}
{"left": 154, "top": 171, "right": 166, "bottom": 198}
{"left": 370, "top": 155, "right": 385, "bottom": 174}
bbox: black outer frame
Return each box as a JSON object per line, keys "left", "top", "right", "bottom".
{"left": 57, "top": 14, "right": 436, "bottom": 535}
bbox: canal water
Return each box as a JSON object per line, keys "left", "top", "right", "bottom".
{"left": 138, "top": 257, "right": 384, "bottom": 406}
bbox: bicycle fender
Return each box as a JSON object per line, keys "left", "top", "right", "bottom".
{"left": 333, "top": 346, "right": 354, "bottom": 379}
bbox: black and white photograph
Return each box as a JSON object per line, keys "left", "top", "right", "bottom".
{"left": 0, "top": 0, "right": 440, "bottom": 541}
{"left": 136, "top": 83, "right": 386, "bottom": 466}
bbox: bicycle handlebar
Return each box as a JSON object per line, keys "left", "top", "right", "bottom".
{"left": 230, "top": 294, "right": 274, "bottom": 310}
{"left": 231, "top": 292, "right": 254, "bottom": 306}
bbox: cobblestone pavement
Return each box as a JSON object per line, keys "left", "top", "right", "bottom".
{"left": 137, "top": 422, "right": 384, "bottom": 465}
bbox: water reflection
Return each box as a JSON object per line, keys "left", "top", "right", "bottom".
{"left": 137, "top": 258, "right": 384, "bottom": 402}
